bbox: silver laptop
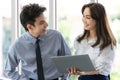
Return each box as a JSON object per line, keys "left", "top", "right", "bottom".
{"left": 51, "top": 54, "right": 95, "bottom": 73}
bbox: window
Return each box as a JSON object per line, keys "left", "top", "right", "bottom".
{"left": 0, "top": 0, "right": 12, "bottom": 79}
{"left": 57, "top": 0, "right": 90, "bottom": 53}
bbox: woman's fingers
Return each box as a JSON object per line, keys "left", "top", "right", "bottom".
{"left": 73, "top": 66, "right": 77, "bottom": 73}
{"left": 67, "top": 68, "right": 71, "bottom": 74}
{"left": 67, "top": 67, "right": 79, "bottom": 75}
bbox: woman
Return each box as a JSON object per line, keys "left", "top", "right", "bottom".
{"left": 68, "top": 3, "right": 116, "bottom": 80}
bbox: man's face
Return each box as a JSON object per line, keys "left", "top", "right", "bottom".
{"left": 28, "top": 14, "right": 48, "bottom": 38}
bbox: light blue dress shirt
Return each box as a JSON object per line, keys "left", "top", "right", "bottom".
{"left": 4, "top": 29, "right": 71, "bottom": 80}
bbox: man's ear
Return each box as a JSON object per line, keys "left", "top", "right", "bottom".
{"left": 27, "top": 24, "right": 33, "bottom": 31}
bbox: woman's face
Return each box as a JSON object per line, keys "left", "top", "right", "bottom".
{"left": 82, "top": 7, "right": 96, "bottom": 32}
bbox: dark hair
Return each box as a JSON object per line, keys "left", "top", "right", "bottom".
{"left": 77, "top": 3, "right": 116, "bottom": 50}
{"left": 20, "top": 3, "right": 46, "bottom": 31}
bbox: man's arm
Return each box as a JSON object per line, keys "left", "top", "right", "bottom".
{"left": 4, "top": 45, "right": 28, "bottom": 80}
{"left": 4, "top": 49, "right": 20, "bottom": 80}
{"left": 58, "top": 32, "right": 71, "bottom": 56}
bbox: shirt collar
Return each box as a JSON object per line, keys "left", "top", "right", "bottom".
{"left": 26, "top": 31, "right": 47, "bottom": 45}
{"left": 84, "top": 36, "right": 97, "bottom": 45}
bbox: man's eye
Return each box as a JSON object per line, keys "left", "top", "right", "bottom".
{"left": 39, "top": 21, "right": 45, "bottom": 25}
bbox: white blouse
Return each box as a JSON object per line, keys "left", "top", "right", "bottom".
{"left": 74, "top": 37, "right": 115, "bottom": 76}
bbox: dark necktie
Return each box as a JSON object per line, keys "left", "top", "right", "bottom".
{"left": 35, "top": 39, "right": 45, "bottom": 80}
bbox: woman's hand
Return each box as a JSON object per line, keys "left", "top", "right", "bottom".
{"left": 67, "top": 67, "right": 99, "bottom": 75}
{"left": 67, "top": 67, "right": 78, "bottom": 75}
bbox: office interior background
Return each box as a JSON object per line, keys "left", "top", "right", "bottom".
{"left": 0, "top": 0, "right": 120, "bottom": 80}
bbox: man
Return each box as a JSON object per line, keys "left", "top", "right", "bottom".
{"left": 4, "top": 3, "right": 71, "bottom": 80}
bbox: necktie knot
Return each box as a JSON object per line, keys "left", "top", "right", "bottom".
{"left": 36, "top": 39, "right": 40, "bottom": 44}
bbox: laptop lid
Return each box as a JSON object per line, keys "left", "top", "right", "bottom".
{"left": 51, "top": 54, "right": 95, "bottom": 73}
